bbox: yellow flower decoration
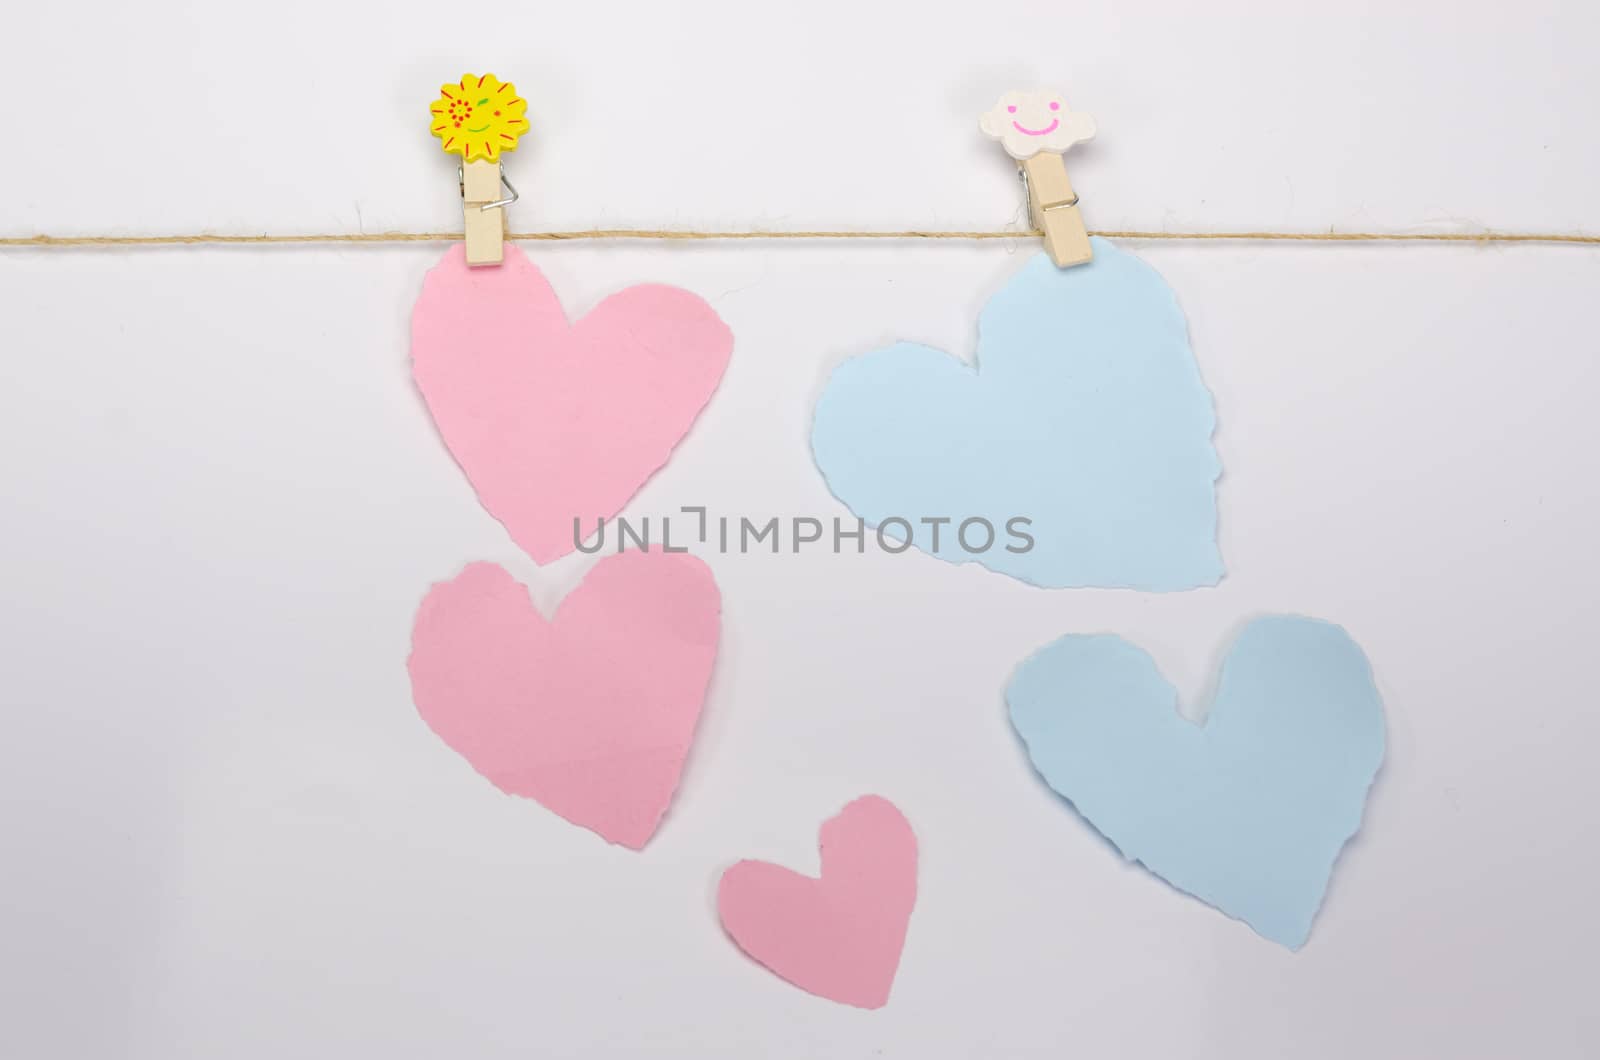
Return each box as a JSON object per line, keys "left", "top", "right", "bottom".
{"left": 429, "top": 74, "right": 529, "bottom": 163}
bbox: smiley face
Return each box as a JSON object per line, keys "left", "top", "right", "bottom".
{"left": 1010, "top": 98, "right": 1061, "bottom": 136}
{"left": 443, "top": 94, "right": 503, "bottom": 134}
{"left": 980, "top": 90, "right": 1096, "bottom": 160}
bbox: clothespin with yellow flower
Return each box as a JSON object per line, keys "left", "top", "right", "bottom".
{"left": 430, "top": 74, "right": 530, "bottom": 266}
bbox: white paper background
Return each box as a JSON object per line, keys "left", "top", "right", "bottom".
{"left": 2, "top": 3, "right": 1597, "bottom": 1057}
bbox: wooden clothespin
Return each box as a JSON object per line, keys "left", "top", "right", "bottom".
{"left": 429, "top": 73, "right": 531, "bottom": 266}
{"left": 981, "top": 90, "right": 1097, "bottom": 267}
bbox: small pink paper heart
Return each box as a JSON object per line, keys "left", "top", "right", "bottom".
{"left": 718, "top": 796, "right": 918, "bottom": 1009}
{"left": 407, "top": 551, "right": 720, "bottom": 849}
{"left": 412, "top": 245, "right": 733, "bottom": 563}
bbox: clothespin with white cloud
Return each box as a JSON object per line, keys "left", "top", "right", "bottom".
{"left": 981, "top": 91, "right": 1097, "bottom": 267}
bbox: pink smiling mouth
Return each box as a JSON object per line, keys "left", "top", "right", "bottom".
{"left": 1012, "top": 118, "right": 1060, "bottom": 136}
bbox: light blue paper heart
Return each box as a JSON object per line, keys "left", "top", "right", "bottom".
{"left": 1007, "top": 616, "right": 1385, "bottom": 948}
{"left": 811, "top": 241, "right": 1222, "bottom": 590}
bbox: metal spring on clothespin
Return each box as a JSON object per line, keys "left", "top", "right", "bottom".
{"left": 459, "top": 166, "right": 520, "bottom": 212}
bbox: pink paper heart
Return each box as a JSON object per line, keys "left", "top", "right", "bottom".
{"left": 718, "top": 796, "right": 918, "bottom": 1009}
{"left": 407, "top": 551, "right": 720, "bottom": 849}
{"left": 412, "top": 245, "right": 733, "bottom": 563}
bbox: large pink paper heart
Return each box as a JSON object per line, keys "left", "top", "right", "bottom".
{"left": 412, "top": 245, "right": 734, "bottom": 563}
{"left": 718, "top": 796, "right": 918, "bottom": 1009}
{"left": 407, "top": 551, "right": 720, "bottom": 849}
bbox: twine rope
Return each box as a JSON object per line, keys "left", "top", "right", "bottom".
{"left": 4, "top": 228, "right": 1599, "bottom": 248}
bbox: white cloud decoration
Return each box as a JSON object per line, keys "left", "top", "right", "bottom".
{"left": 980, "top": 90, "right": 1096, "bottom": 160}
